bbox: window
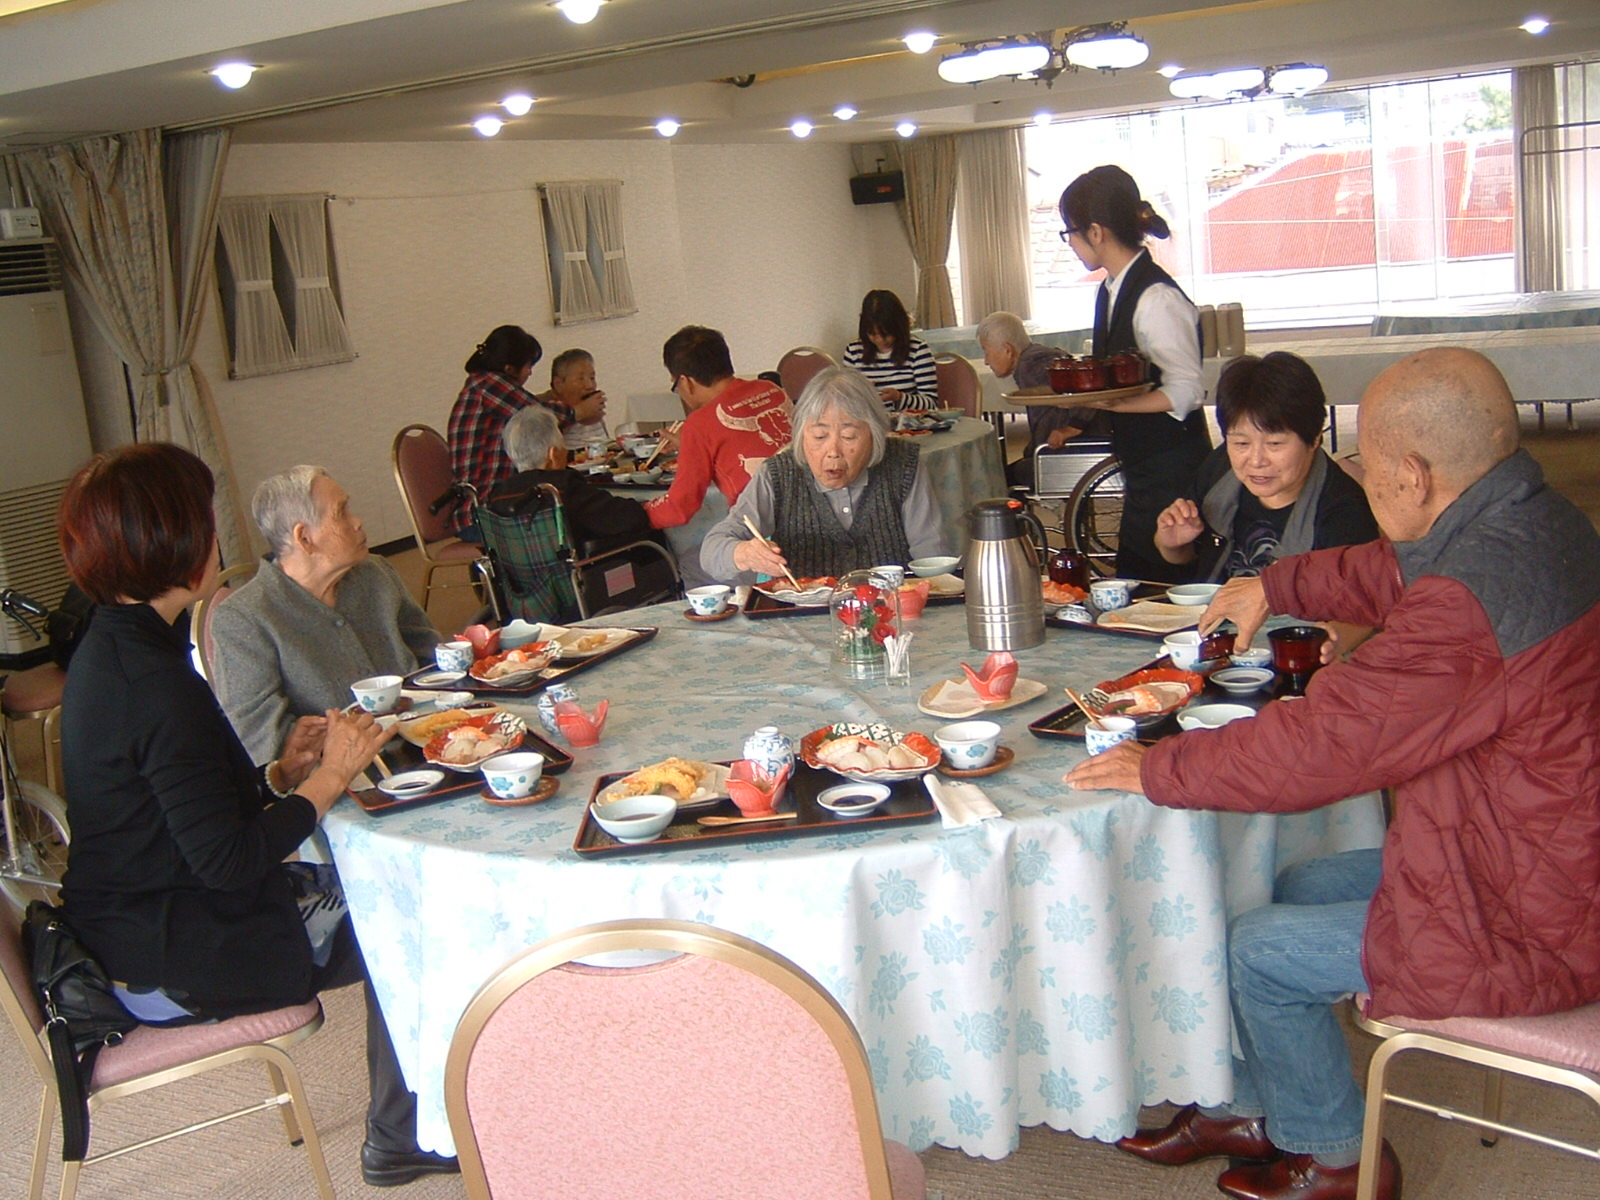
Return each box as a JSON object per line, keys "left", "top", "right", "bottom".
{"left": 1023, "top": 72, "right": 1516, "bottom": 329}
{"left": 537, "top": 179, "right": 636, "bottom": 324}
{"left": 214, "top": 194, "right": 354, "bottom": 377}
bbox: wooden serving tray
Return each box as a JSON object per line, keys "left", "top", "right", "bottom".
{"left": 572, "top": 762, "right": 938, "bottom": 857}
{"left": 742, "top": 588, "right": 828, "bottom": 619}
{"left": 1002, "top": 382, "right": 1152, "bottom": 408}
{"left": 403, "top": 626, "right": 658, "bottom": 694}
{"left": 1027, "top": 660, "right": 1272, "bottom": 744}
{"left": 1045, "top": 583, "right": 1187, "bottom": 639}
{"left": 348, "top": 728, "right": 573, "bottom": 815}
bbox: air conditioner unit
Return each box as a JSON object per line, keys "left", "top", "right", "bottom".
{"left": 0, "top": 238, "right": 92, "bottom": 659}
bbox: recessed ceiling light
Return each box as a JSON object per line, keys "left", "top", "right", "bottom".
{"left": 502, "top": 93, "right": 535, "bottom": 117}
{"left": 473, "top": 116, "right": 504, "bottom": 137}
{"left": 896, "top": 120, "right": 918, "bottom": 138}
{"left": 1520, "top": 16, "right": 1550, "bottom": 35}
{"left": 553, "top": 0, "right": 603, "bottom": 24}
{"left": 1033, "top": 111, "right": 1053, "bottom": 127}
{"left": 1157, "top": 63, "right": 1184, "bottom": 79}
{"left": 790, "top": 119, "right": 814, "bottom": 139}
{"left": 834, "top": 105, "right": 858, "bottom": 121}
{"left": 209, "top": 62, "right": 258, "bottom": 90}
{"left": 655, "top": 118, "right": 680, "bottom": 137}
{"left": 903, "top": 31, "right": 937, "bottom": 55}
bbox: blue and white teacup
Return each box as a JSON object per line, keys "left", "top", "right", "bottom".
{"left": 350, "top": 674, "right": 403, "bottom": 715}
{"left": 481, "top": 751, "right": 545, "bottom": 800}
{"left": 434, "top": 640, "right": 474, "bottom": 675}
{"left": 1084, "top": 715, "right": 1138, "bottom": 756}
{"left": 1089, "top": 578, "right": 1133, "bottom": 611}
{"left": 686, "top": 584, "right": 732, "bottom": 616}
{"left": 536, "top": 683, "right": 578, "bottom": 736}
{"left": 934, "top": 720, "right": 1002, "bottom": 770}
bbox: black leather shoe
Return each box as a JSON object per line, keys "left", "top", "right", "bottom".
{"left": 360, "top": 1142, "right": 461, "bottom": 1187}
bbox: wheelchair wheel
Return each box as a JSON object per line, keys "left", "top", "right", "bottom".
{"left": 0, "top": 780, "right": 69, "bottom": 915}
{"left": 1064, "top": 455, "right": 1124, "bottom": 578}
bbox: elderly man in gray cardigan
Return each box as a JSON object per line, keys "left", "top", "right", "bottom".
{"left": 212, "top": 466, "right": 441, "bottom": 763}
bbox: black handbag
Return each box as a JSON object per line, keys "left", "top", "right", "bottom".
{"left": 23, "top": 901, "right": 140, "bottom": 1161}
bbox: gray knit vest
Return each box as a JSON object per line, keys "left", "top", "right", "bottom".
{"left": 769, "top": 440, "right": 919, "bottom": 577}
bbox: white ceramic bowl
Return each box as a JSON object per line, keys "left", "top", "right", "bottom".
{"left": 1177, "top": 703, "right": 1257, "bottom": 731}
{"left": 632, "top": 466, "right": 664, "bottom": 484}
{"left": 480, "top": 751, "right": 545, "bottom": 799}
{"left": 933, "top": 719, "right": 1002, "bottom": 770}
{"left": 816, "top": 782, "right": 892, "bottom": 816}
{"left": 1208, "top": 667, "right": 1274, "bottom": 696}
{"left": 1167, "top": 583, "right": 1221, "bottom": 606}
{"left": 1162, "top": 631, "right": 1205, "bottom": 671}
{"left": 350, "top": 674, "right": 404, "bottom": 714}
{"left": 590, "top": 794, "right": 677, "bottom": 843}
{"left": 908, "top": 556, "right": 960, "bottom": 577}
{"left": 686, "top": 584, "right": 732, "bottom": 615}
{"left": 1230, "top": 647, "right": 1274, "bottom": 669}
{"left": 498, "top": 619, "right": 544, "bottom": 650}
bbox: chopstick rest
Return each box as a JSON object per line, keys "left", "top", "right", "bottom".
{"left": 923, "top": 773, "right": 1001, "bottom": 829}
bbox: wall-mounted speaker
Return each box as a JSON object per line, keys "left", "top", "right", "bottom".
{"left": 849, "top": 171, "right": 904, "bottom": 206}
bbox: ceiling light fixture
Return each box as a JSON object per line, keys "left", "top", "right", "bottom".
{"left": 553, "top": 0, "right": 603, "bottom": 24}
{"left": 655, "top": 117, "right": 680, "bottom": 137}
{"left": 1033, "top": 111, "right": 1053, "bottom": 127}
{"left": 937, "top": 22, "right": 1148, "bottom": 89}
{"left": 1168, "top": 62, "right": 1327, "bottom": 101}
{"left": 903, "top": 31, "right": 937, "bottom": 55}
{"left": 502, "top": 93, "right": 535, "bottom": 116}
{"left": 473, "top": 116, "right": 504, "bottom": 137}
{"left": 209, "top": 62, "right": 259, "bottom": 90}
{"left": 896, "top": 120, "right": 918, "bottom": 138}
{"left": 790, "top": 119, "right": 813, "bottom": 138}
{"left": 1157, "top": 63, "right": 1184, "bottom": 79}
{"left": 834, "top": 104, "right": 858, "bottom": 121}
{"left": 1062, "top": 23, "right": 1150, "bottom": 71}
{"left": 1520, "top": 17, "right": 1550, "bottom": 35}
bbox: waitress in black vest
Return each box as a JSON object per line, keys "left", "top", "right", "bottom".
{"left": 1058, "top": 165, "right": 1211, "bottom": 582}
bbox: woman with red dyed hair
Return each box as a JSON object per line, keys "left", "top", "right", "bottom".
{"left": 57, "top": 443, "right": 459, "bottom": 1187}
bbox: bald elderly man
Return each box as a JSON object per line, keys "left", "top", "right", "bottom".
{"left": 1066, "top": 348, "right": 1600, "bottom": 1200}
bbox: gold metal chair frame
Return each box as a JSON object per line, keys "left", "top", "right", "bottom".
{"left": 1354, "top": 1007, "right": 1600, "bottom": 1200}
{"left": 0, "top": 961, "right": 335, "bottom": 1200}
{"left": 191, "top": 560, "right": 258, "bottom": 687}
{"left": 445, "top": 918, "right": 899, "bottom": 1200}
{"left": 391, "top": 423, "right": 487, "bottom": 613}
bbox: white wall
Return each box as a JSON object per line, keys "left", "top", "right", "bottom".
{"left": 199, "top": 138, "right": 912, "bottom": 547}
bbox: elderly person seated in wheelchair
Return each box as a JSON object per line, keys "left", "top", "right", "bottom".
{"left": 701, "top": 366, "right": 950, "bottom": 583}
{"left": 491, "top": 405, "right": 656, "bottom": 555}
{"left": 212, "top": 466, "right": 440, "bottom": 764}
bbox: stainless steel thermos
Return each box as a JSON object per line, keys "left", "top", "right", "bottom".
{"left": 964, "top": 499, "right": 1046, "bottom": 651}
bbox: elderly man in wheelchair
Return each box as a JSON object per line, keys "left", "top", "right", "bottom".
{"left": 474, "top": 407, "right": 680, "bottom": 623}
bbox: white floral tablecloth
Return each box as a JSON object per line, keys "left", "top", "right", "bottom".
{"left": 323, "top": 601, "right": 1384, "bottom": 1159}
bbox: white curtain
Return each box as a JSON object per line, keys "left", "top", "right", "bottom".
{"left": 16, "top": 128, "right": 250, "bottom": 563}
{"left": 586, "top": 180, "right": 636, "bottom": 318}
{"left": 268, "top": 194, "right": 354, "bottom": 367}
{"left": 1514, "top": 64, "right": 1565, "bottom": 293}
{"left": 541, "top": 181, "right": 603, "bottom": 323}
{"left": 216, "top": 197, "right": 296, "bottom": 374}
{"left": 899, "top": 135, "right": 959, "bottom": 329}
{"left": 956, "top": 127, "right": 1032, "bottom": 320}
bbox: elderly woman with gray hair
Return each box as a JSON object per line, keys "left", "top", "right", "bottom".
{"left": 212, "top": 466, "right": 440, "bottom": 764}
{"left": 701, "top": 366, "right": 949, "bottom": 583}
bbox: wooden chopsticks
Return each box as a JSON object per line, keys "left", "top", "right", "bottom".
{"left": 639, "top": 421, "right": 682, "bottom": 471}
{"left": 741, "top": 515, "right": 803, "bottom": 592}
{"left": 1063, "top": 686, "right": 1105, "bottom": 730}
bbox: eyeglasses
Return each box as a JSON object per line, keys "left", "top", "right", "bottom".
{"left": 1058, "top": 226, "right": 1080, "bottom": 242}
{"left": 669, "top": 374, "right": 684, "bottom": 394}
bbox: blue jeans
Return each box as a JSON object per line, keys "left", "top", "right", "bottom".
{"left": 1226, "top": 848, "right": 1382, "bottom": 1156}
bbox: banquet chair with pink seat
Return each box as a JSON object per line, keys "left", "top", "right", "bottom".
{"left": 1352, "top": 994, "right": 1600, "bottom": 1200}
{"left": 0, "top": 910, "right": 336, "bottom": 1200}
{"left": 392, "top": 423, "right": 487, "bottom": 614}
{"left": 932, "top": 353, "right": 980, "bottom": 417}
{"left": 444, "top": 918, "right": 926, "bottom": 1200}
{"left": 776, "top": 345, "right": 835, "bottom": 401}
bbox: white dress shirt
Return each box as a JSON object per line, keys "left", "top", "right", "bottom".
{"left": 1104, "top": 250, "right": 1204, "bottom": 420}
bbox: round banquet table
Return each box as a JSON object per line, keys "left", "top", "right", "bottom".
{"left": 323, "top": 599, "right": 1385, "bottom": 1160}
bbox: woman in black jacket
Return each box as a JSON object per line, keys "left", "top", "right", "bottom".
{"left": 57, "top": 443, "right": 457, "bottom": 1188}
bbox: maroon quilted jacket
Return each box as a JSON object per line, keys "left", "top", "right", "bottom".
{"left": 1142, "top": 451, "right": 1600, "bottom": 1021}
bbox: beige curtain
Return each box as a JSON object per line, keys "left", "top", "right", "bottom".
{"left": 216, "top": 197, "right": 296, "bottom": 374}
{"left": 586, "top": 180, "right": 637, "bottom": 318}
{"left": 1514, "top": 64, "right": 1565, "bottom": 293}
{"left": 269, "top": 195, "right": 355, "bottom": 367}
{"left": 956, "top": 127, "right": 1032, "bottom": 320}
{"left": 899, "top": 135, "right": 959, "bottom": 328}
{"left": 541, "top": 181, "right": 603, "bottom": 323}
{"left": 15, "top": 128, "right": 250, "bottom": 564}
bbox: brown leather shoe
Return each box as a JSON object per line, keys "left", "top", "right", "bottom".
{"left": 1216, "top": 1141, "right": 1401, "bottom": 1200}
{"left": 1115, "top": 1104, "right": 1278, "bottom": 1166}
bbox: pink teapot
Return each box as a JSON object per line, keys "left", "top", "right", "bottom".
{"left": 959, "top": 651, "right": 1018, "bottom": 703}
{"left": 554, "top": 699, "right": 609, "bottom": 748}
{"left": 726, "top": 760, "right": 792, "bottom": 817}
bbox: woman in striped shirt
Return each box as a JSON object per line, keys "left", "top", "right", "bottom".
{"left": 842, "top": 289, "right": 939, "bottom": 412}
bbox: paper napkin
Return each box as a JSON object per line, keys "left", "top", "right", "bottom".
{"left": 923, "top": 773, "right": 1002, "bottom": 829}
